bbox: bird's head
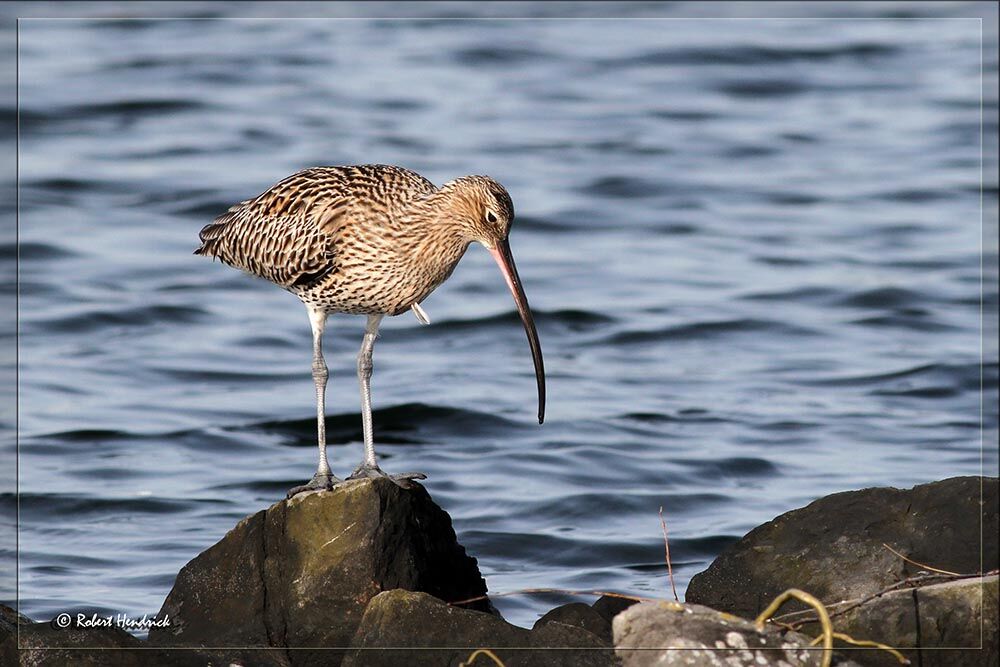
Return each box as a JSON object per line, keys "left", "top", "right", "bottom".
{"left": 439, "top": 175, "right": 546, "bottom": 424}
{"left": 441, "top": 175, "right": 515, "bottom": 249}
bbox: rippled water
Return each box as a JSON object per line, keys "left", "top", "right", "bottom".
{"left": 5, "top": 3, "right": 998, "bottom": 632}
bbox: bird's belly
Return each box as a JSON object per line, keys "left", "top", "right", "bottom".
{"left": 292, "top": 261, "right": 449, "bottom": 316}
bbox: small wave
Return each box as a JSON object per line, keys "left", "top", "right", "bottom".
{"left": 755, "top": 420, "right": 820, "bottom": 432}
{"left": 33, "top": 304, "right": 208, "bottom": 334}
{"left": 619, "top": 410, "right": 732, "bottom": 425}
{"left": 721, "top": 145, "right": 780, "bottom": 159}
{"left": 25, "top": 177, "right": 127, "bottom": 193}
{"left": 251, "top": 402, "right": 524, "bottom": 445}
{"left": 397, "top": 308, "right": 615, "bottom": 338}
{"left": 172, "top": 199, "right": 235, "bottom": 218}
{"left": 621, "top": 412, "right": 678, "bottom": 424}
{"left": 754, "top": 255, "right": 812, "bottom": 267}
{"left": 605, "top": 318, "right": 817, "bottom": 345}
{"left": 780, "top": 132, "right": 820, "bottom": 144}
{"left": 759, "top": 191, "right": 823, "bottom": 206}
{"left": 20, "top": 98, "right": 206, "bottom": 134}
{"left": 454, "top": 46, "right": 554, "bottom": 65}
{"left": 660, "top": 534, "right": 741, "bottom": 558}
{"left": 3, "top": 241, "right": 77, "bottom": 260}
{"left": 649, "top": 109, "right": 719, "bottom": 122}
{"left": 370, "top": 97, "right": 426, "bottom": 111}
{"left": 739, "top": 286, "right": 839, "bottom": 303}
{"left": 871, "top": 386, "right": 960, "bottom": 399}
{"left": 801, "top": 362, "right": 982, "bottom": 390}
{"left": 38, "top": 428, "right": 138, "bottom": 443}
{"left": 601, "top": 43, "right": 896, "bottom": 70}
{"left": 835, "top": 286, "right": 926, "bottom": 309}
{"left": 471, "top": 308, "right": 614, "bottom": 329}
{"left": 678, "top": 456, "right": 780, "bottom": 479}
{"left": 851, "top": 313, "right": 957, "bottom": 332}
{"left": 869, "top": 188, "right": 958, "bottom": 203}
{"left": 156, "top": 367, "right": 305, "bottom": 383}
{"left": 583, "top": 175, "right": 664, "bottom": 199}
{"left": 718, "top": 79, "right": 810, "bottom": 99}
{"left": 17, "top": 493, "right": 213, "bottom": 519}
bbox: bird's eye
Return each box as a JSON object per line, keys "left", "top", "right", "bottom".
{"left": 486, "top": 210, "right": 498, "bottom": 224}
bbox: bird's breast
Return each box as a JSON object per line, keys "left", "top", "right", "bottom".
{"left": 294, "top": 232, "right": 469, "bottom": 317}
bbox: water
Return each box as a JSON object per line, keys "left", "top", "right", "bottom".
{"left": 5, "top": 3, "right": 998, "bottom": 632}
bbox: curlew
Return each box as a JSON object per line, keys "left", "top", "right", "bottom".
{"left": 195, "top": 164, "right": 545, "bottom": 497}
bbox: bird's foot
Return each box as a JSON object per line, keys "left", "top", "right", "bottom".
{"left": 347, "top": 463, "right": 427, "bottom": 489}
{"left": 286, "top": 471, "right": 343, "bottom": 498}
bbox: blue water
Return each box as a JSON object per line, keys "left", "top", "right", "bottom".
{"left": 4, "top": 2, "right": 998, "bottom": 632}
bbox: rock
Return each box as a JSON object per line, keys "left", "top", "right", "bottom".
{"left": 149, "top": 478, "right": 491, "bottom": 667}
{"left": 533, "top": 602, "right": 612, "bottom": 642}
{"left": 613, "top": 600, "right": 862, "bottom": 667}
{"left": 0, "top": 604, "right": 208, "bottom": 667}
{"left": 795, "top": 575, "right": 999, "bottom": 667}
{"left": 686, "top": 476, "right": 998, "bottom": 619}
{"left": 344, "top": 589, "right": 615, "bottom": 666}
{"left": 530, "top": 618, "right": 610, "bottom": 655}
{"left": 592, "top": 594, "right": 640, "bottom": 625}
{"left": 0, "top": 604, "right": 29, "bottom": 646}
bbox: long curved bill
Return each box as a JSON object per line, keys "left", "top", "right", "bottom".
{"left": 489, "top": 239, "right": 546, "bottom": 424}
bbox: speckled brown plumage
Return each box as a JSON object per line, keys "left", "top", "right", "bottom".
{"left": 195, "top": 163, "right": 543, "bottom": 497}
{"left": 195, "top": 164, "right": 513, "bottom": 316}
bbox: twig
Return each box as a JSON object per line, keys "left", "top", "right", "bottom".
{"left": 774, "top": 572, "right": 992, "bottom": 630}
{"left": 811, "top": 631, "right": 910, "bottom": 665}
{"left": 773, "top": 572, "right": 965, "bottom": 628}
{"left": 659, "top": 505, "right": 680, "bottom": 602}
{"left": 448, "top": 588, "right": 654, "bottom": 608}
{"left": 460, "top": 648, "right": 506, "bottom": 667}
{"left": 882, "top": 543, "right": 962, "bottom": 576}
{"left": 755, "top": 589, "right": 833, "bottom": 667}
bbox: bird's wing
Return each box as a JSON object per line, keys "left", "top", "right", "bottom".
{"left": 194, "top": 165, "right": 434, "bottom": 289}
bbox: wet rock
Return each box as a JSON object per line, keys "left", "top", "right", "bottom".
{"left": 533, "top": 601, "right": 612, "bottom": 642}
{"left": 613, "top": 600, "right": 862, "bottom": 667}
{"left": 149, "top": 478, "right": 490, "bottom": 667}
{"left": 795, "top": 575, "right": 999, "bottom": 667}
{"left": 0, "top": 604, "right": 29, "bottom": 646}
{"left": 592, "top": 594, "right": 640, "bottom": 625}
{"left": 344, "top": 589, "right": 615, "bottom": 666}
{"left": 0, "top": 604, "right": 206, "bottom": 667}
{"left": 686, "top": 476, "right": 998, "bottom": 619}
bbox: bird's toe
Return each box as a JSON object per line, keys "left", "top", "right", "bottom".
{"left": 347, "top": 464, "right": 426, "bottom": 489}
{"left": 286, "top": 472, "right": 341, "bottom": 498}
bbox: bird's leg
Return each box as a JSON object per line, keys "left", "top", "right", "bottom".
{"left": 287, "top": 307, "right": 343, "bottom": 498}
{"left": 348, "top": 314, "right": 427, "bottom": 488}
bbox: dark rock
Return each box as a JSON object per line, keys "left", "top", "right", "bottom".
{"left": 613, "top": 600, "right": 862, "bottom": 667}
{"left": 686, "top": 476, "right": 998, "bottom": 619}
{"left": 533, "top": 602, "right": 612, "bottom": 642}
{"left": 796, "top": 575, "right": 999, "bottom": 667}
{"left": 592, "top": 594, "right": 640, "bottom": 625}
{"left": 0, "top": 604, "right": 30, "bottom": 646}
{"left": 529, "top": 619, "right": 609, "bottom": 655}
{"left": 149, "top": 478, "right": 490, "bottom": 667}
{"left": 344, "top": 589, "right": 615, "bottom": 666}
{"left": 0, "top": 604, "right": 207, "bottom": 667}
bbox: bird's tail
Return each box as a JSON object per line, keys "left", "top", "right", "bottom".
{"left": 193, "top": 219, "right": 228, "bottom": 257}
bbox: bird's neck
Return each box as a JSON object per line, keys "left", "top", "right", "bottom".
{"left": 407, "top": 186, "right": 478, "bottom": 245}
{"left": 398, "top": 189, "right": 474, "bottom": 274}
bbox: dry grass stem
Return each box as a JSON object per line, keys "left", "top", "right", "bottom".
{"left": 810, "top": 631, "right": 910, "bottom": 665}
{"left": 448, "top": 588, "right": 653, "bottom": 608}
{"left": 881, "top": 543, "right": 963, "bottom": 576}
{"left": 659, "top": 505, "right": 680, "bottom": 602}
{"left": 755, "top": 588, "right": 833, "bottom": 667}
{"left": 460, "top": 648, "right": 506, "bottom": 666}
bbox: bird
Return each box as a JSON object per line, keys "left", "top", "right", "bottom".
{"left": 194, "top": 164, "right": 545, "bottom": 498}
